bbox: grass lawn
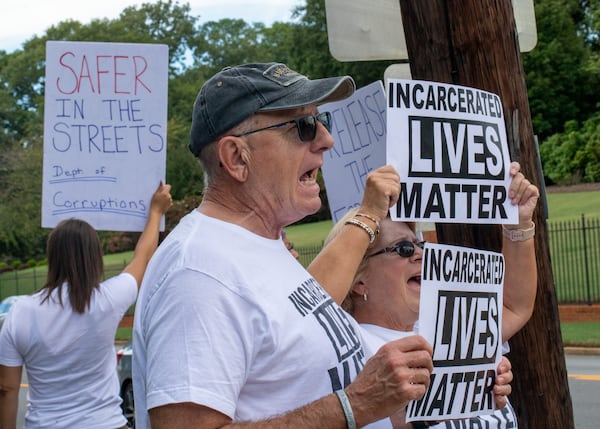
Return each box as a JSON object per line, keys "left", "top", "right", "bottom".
{"left": 546, "top": 190, "right": 600, "bottom": 222}
{"left": 114, "top": 323, "right": 599, "bottom": 346}
{"left": 103, "top": 251, "right": 134, "bottom": 267}
{"left": 560, "top": 322, "right": 600, "bottom": 347}
{"left": 115, "top": 321, "right": 598, "bottom": 345}
{"left": 284, "top": 220, "right": 333, "bottom": 247}
{"left": 2, "top": 186, "right": 600, "bottom": 346}
{"left": 284, "top": 189, "right": 600, "bottom": 248}
{"left": 116, "top": 327, "right": 133, "bottom": 341}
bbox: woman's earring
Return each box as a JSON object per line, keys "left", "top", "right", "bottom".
{"left": 363, "top": 292, "right": 368, "bottom": 302}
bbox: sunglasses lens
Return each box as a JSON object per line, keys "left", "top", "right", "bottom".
{"left": 297, "top": 116, "right": 317, "bottom": 141}
{"left": 396, "top": 241, "right": 416, "bottom": 258}
{"left": 317, "top": 112, "right": 332, "bottom": 133}
{"left": 296, "top": 113, "right": 333, "bottom": 141}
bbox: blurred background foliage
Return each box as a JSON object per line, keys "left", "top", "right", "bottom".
{"left": 0, "top": 0, "right": 599, "bottom": 261}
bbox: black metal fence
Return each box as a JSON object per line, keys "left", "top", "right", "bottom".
{"left": 294, "top": 216, "right": 600, "bottom": 305}
{"left": 547, "top": 214, "right": 599, "bottom": 304}
{"left": 1, "top": 215, "right": 599, "bottom": 304}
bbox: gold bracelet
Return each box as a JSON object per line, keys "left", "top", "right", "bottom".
{"left": 344, "top": 218, "right": 376, "bottom": 244}
{"left": 355, "top": 212, "right": 380, "bottom": 238}
{"left": 502, "top": 221, "right": 535, "bottom": 242}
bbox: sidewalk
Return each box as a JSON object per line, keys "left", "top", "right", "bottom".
{"left": 565, "top": 346, "right": 600, "bottom": 356}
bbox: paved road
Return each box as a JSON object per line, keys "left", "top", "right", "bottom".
{"left": 566, "top": 353, "right": 600, "bottom": 429}
{"left": 15, "top": 352, "right": 600, "bottom": 427}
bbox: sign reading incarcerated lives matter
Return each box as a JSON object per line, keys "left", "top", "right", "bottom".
{"left": 386, "top": 79, "right": 518, "bottom": 224}
{"left": 407, "top": 242, "right": 505, "bottom": 423}
{"left": 42, "top": 41, "right": 168, "bottom": 231}
{"left": 320, "top": 81, "right": 387, "bottom": 223}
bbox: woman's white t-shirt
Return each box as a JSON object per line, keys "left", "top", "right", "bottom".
{"left": 0, "top": 272, "right": 137, "bottom": 429}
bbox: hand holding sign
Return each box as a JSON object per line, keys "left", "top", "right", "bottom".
{"left": 493, "top": 356, "right": 513, "bottom": 410}
{"left": 347, "top": 335, "right": 433, "bottom": 425}
{"left": 360, "top": 165, "right": 401, "bottom": 221}
{"left": 506, "top": 162, "right": 540, "bottom": 227}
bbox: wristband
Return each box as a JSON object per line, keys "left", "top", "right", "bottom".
{"left": 502, "top": 221, "right": 535, "bottom": 242}
{"left": 334, "top": 389, "right": 357, "bottom": 429}
{"left": 344, "top": 218, "right": 376, "bottom": 244}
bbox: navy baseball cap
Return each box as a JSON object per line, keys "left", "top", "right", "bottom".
{"left": 189, "top": 62, "right": 356, "bottom": 156}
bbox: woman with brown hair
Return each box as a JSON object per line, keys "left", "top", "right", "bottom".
{"left": 0, "top": 181, "right": 172, "bottom": 429}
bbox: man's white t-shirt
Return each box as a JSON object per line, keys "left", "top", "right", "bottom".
{"left": 133, "top": 211, "right": 369, "bottom": 427}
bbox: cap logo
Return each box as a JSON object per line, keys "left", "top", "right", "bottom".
{"left": 263, "top": 63, "right": 305, "bottom": 87}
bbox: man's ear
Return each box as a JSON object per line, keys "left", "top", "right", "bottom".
{"left": 217, "top": 136, "right": 251, "bottom": 182}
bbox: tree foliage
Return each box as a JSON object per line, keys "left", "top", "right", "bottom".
{"left": 522, "top": 0, "right": 600, "bottom": 140}
{"left": 0, "top": 0, "right": 599, "bottom": 261}
{"left": 540, "top": 115, "right": 600, "bottom": 184}
{"left": 0, "top": 0, "right": 200, "bottom": 261}
{"left": 529, "top": 0, "right": 600, "bottom": 183}
{"left": 192, "top": 19, "right": 269, "bottom": 73}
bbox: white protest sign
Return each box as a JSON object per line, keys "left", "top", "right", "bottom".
{"left": 42, "top": 41, "right": 168, "bottom": 231}
{"left": 387, "top": 79, "right": 518, "bottom": 224}
{"left": 320, "top": 81, "right": 387, "bottom": 223}
{"left": 407, "top": 242, "right": 504, "bottom": 423}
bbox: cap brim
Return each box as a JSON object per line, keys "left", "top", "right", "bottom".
{"left": 258, "top": 76, "right": 355, "bottom": 112}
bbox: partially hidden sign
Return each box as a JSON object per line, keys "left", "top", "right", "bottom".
{"left": 320, "top": 81, "right": 387, "bottom": 223}
{"left": 42, "top": 41, "right": 168, "bottom": 231}
{"left": 386, "top": 79, "right": 518, "bottom": 224}
{"left": 407, "top": 242, "right": 504, "bottom": 423}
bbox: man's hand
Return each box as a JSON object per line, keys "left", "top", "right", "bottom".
{"left": 346, "top": 335, "right": 434, "bottom": 427}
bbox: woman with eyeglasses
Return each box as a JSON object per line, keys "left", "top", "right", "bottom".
{"left": 328, "top": 214, "right": 425, "bottom": 335}
{"left": 312, "top": 162, "right": 539, "bottom": 428}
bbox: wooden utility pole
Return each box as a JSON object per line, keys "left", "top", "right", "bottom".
{"left": 397, "top": 0, "right": 574, "bottom": 427}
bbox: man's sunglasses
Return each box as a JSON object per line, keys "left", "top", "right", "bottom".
{"left": 368, "top": 240, "right": 426, "bottom": 258}
{"left": 233, "top": 112, "right": 332, "bottom": 142}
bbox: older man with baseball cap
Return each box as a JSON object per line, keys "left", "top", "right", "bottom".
{"left": 132, "top": 63, "right": 434, "bottom": 429}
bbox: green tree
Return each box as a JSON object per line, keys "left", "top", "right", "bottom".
{"left": 522, "top": 0, "right": 600, "bottom": 140}
{"left": 0, "top": 135, "right": 46, "bottom": 260}
{"left": 39, "top": 0, "right": 198, "bottom": 75}
{"left": 0, "top": 1, "right": 200, "bottom": 260}
{"left": 285, "top": 0, "right": 394, "bottom": 86}
{"left": 576, "top": 0, "right": 600, "bottom": 52}
{"left": 540, "top": 115, "right": 600, "bottom": 184}
{"left": 532, "top": 0, "right": 600, "bottom": 183}
{"left": 2, "top": 0, "right": 599, "bottom": 261}
{"left": 192, "top": 19, "right": 268, "bottom": 73}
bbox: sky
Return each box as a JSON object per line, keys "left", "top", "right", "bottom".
{"left": 0, "top": 0, "right": 302, "bottom": 53}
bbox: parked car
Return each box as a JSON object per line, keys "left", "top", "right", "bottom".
{"left": 0, "top": 295, "right": 27, "bottom": 331}
{"left": 116, "top": 341, "right": 134, "bottom": 428}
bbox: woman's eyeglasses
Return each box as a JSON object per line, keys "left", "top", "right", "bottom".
{"left": 369, "top": 240, "right": 426, "bottom": 258}
{"left": 233, "top": 112, "right": 332, "bottom": 142}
